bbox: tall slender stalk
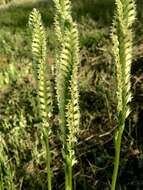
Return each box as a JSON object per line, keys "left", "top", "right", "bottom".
{"left": 29, "top": 9, "right": 53, "bottom": 190}
{"left": 53, "top": 1, "right": 80, "bottom": 189}
{"left": 111, "top": 125, "right": 124, "bottom": 190}
{"left": 111, "top": 0, "right": 136, "bottom": 189}
{"left": 43, "top": 127, "right": 52, "bottom": 190}
{"left": 29, "top": 2, "right": 80, "bottom": 189}
{"left": 65, "top": 156, "right": 73, "bottom": 190}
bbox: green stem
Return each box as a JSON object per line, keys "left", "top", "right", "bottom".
{"left": 65, "top": 165, "right": 69, "bottom": 190}
{"left": 65, "top": 156, "right": 72, "bottom": 190}
{"left": 111, "top": 125, "right": 124, "bottom": 190}
{"left": 43, "top": 128, "right": 52, "bottom": 190}
{"left": 68, "top": 158, "right": 72, "bottom": 190}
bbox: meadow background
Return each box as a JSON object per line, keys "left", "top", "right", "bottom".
{"left": 0, "top": 0, "right": 143, "bottom": 189}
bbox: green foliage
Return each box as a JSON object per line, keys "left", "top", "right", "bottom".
{"left": 0, "top": 133, "right": 16, "bottom": 190}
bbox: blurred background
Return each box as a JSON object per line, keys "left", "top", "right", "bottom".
{"left": 0, "top": 0, "right": 143, "bottom": 189}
